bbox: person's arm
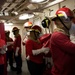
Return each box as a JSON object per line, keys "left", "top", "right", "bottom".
{"left": 52, "top": 32, "right": 75, "bottom": 54}
{"left": 32, "top": 47, "right": 50, "bottom": 55}
{"left": 15, "top": 47, "right": 19, "bottom": 56}
{"left": 0, "top": 45, "right": 7, "bottom": 54}
{"left": 6, "top": 42, "right": 13, "bottom": 46}
{"left": 15, "top": 35, "right": 21, "bottom": 56}
{"left": 70, "top": 35, "right": 75, "bottom": 44}
{"left": 22, "top": 36, "right": 28, "bottom": 45}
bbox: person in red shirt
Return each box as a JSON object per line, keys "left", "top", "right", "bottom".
{"left": 12, "top": 27, "right": 22, "bottom": 74}
{"left": 50, "top": 7, "right": 75, "bottom": 75}
{"left": 25, "top": 25, "right": 50, "bottom": 75}
{"left": 5, "top": 30, "right": 16, "bottom": 71}
{"left": 0, "top": 37, "right": 6, "bottom": 75}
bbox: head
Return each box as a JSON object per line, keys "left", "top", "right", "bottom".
{"left": 24, "top": 21, "right": 33, "bottom": 31}
{"left": 41, "top": 17, "right": 51, "bottom": 28}
{"left": 28, "top": 25, "right": 42, "bottom": 40}
{"left": 5, "top": 30, "right": 10, "bottom": 37}
{"left": 71, "top": 9, "right": 75, "bottom": 24}
{"left": 12, "top": 27, "right": 19, "bottom": 35}
{"left": 52, "top": 7, "right": 74, "bottom": 30}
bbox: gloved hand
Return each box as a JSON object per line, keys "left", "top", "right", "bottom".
{"left": 0, "top": 50, "right": 6, "bottom": 54}
{"left": 26, "top": 55, "right": 30, "bottom": 60}
{"left": 15, "top": 51, "right": 18, "bottom": 56}
{"left": 32, "top": 47, "right": 50, "bottom": 55}
{"left": 42, "top": 47, "right": 50, "bottom": 54}
{"left": 0, "top": 45, "right": 7, "bottom": 54}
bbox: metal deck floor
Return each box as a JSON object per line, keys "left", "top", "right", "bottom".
{"left": 7, "top": 60, "right": 30, "bottom": 75}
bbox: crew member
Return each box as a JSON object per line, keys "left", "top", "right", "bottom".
{"left": 5, "top": 30, "right": 16, "bottom": 71}
{"left": 50, "top": 7, "right": 75, "bottom": 75}
{"left": 12, "top": 27, "right": 22, "bottom": 74}
{"left": 25, "top": 25, "right": 50, "bottom": 75}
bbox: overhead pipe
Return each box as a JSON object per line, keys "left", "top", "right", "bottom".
{"left": 42, "top": 0, "right": 65, "bottom": 9}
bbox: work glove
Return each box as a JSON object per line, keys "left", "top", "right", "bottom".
{"left": 32, "top": 47, "right": 50, "bottom": 55}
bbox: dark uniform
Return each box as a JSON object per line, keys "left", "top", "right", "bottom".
{"left": 5, "top": 31, "right": 15, "bottom": 71}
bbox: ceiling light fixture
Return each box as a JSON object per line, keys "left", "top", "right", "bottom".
{"left": 19, "top": 13, "right": 34, "bottom": 20}
{"left": 30, "top": 0, "right": 49, "bottom": 4}
{"left": 31, "top": 0, "right": 45, "bottom": 3}
{"left": 12, "top": 11, "right": 18, "bottom": 15}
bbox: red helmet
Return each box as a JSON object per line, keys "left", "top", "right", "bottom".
{"left": 12, "top": 27, "right": 19, "bottom": 32}
{"left": 24, "top": 21, "right": 33, "bottom": 28}
{"left": 29, "top": 25, "right": 42, "bottom": 33}
{"left": 52, "top": 7, "right": 73, "bottom": 21}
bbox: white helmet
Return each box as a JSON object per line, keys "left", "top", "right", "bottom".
{"left": 24, "top": 21, "right": 33, "bottom": 28}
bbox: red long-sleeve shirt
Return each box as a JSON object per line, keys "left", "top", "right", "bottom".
{"left": 6, "top": 37, "right": 13, "bottom": 51}
{"left": 25, "top": 39, "right": 44, "bottom": 64}
{"left": 14, "top": 34, "right": 21, "bottom": 54}
{"left": 50, "top": 31, "right": 75, "bottom": 75}
{"left": 40, "top": 34, "right": 51, "bottom": 57}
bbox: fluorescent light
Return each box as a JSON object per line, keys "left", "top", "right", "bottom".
{"left": 19, "top": 13, "right": 34, "bottom": 20}
{"left": 31, "top": 0, "right": 45, "bottom": 3}
{"left": 14, "top": 12, "right": 18, "bottom": 15}
{"left": 33, "top": 12, "right": 39, "bottom": 15}
{"left": 4, "top": 12, "right": 9, "bottom": 16}
{"left": 19, "top": 14, "right": 28, "bottom": 20}
{"left": 12, "top": 11, "right": 18, "bottom": 15}
{"left": 0, "top": 13, "right": 3, "bottom": 16}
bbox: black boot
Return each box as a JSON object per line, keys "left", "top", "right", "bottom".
{"left": 10, "top": 66, "right": 17, "bottom": 71}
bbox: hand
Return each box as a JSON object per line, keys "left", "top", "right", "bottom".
{"left": 0, "top": 50, "right": 6, "bottom": 54}
{"left": 42, "top": 47, "right": 50, "bottom": 54}
{"left": 2, "top": 45, "right": 7, "bottom": 51}
{"left": 15, "top": 52, "right": 18, "bottom": 56}
{"left": 0, "top": 45, "right": 6, "bottom": 54}
{"left": 15, "top": 47, "right": 19, "bottom": 56}
{"left": 26, "top": 55, "right": 30, "bottom": 60}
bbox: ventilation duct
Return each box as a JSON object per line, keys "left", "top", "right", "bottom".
{"left": 0, "top": 0, "right": 7, "bottom": 11}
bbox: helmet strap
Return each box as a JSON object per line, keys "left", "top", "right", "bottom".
{"left": 57, "top": 15, "right": 69, "bottom": 30}
{"left": 33, "top": 31, "right": 38, "bottom": 40}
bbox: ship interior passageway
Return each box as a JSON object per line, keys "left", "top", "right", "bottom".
{"left": 0, "top": 0, "right": 75, "bottom": 75}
